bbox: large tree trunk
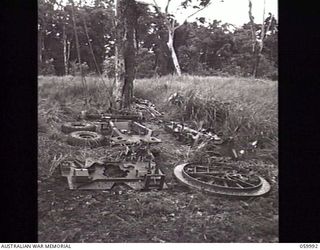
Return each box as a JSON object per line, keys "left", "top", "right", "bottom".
{"left": 38, "top": 28, "right": 46, "bottom": 73}
{"left": 70, "top": 0, "right": 85, "bottom": 87}
{"left": 38, "top": 31, "right": 42, "bottom": 66}
{"left": 167, "top": 29, "right": 181, "bottom": 76}
{"left": 248, "top": 0, "right": 258, "bottom": 78}
{"left": 114, "top": 0, "right": 126, "bottom": 109}
{"left": 122, "top": 0, "right": 136, "bottom": 108}
{"left": 252, "top": 49, "right": 260, "bottom": 77}
{"left": 67, "top": 40, "right": 71, "bottom": 71}
{"left": 249, "top": 0, "right": 269, "bottom": 78}
{"left": 62, "top": 25, "right": 68, "bottom": 75}
{"left": 253, "top": 40, "right": 263, "bottom": 78}
{"left": 152, "top": 0, "right": 209, "bottom": 76}
{"left": 114, "top": 0, "right": 137, "bottom": 109}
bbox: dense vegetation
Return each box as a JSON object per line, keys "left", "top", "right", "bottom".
{"left": 38, "top": 0, "right": 278, "bottom": 79}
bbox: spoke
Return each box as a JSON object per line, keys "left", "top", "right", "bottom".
{"left": 175, "top": 163, "right": 271, "bottom": 197}
{"left": 235, "top": 182, "right": 244, "bottom": 188}
{"left": 225, "top": 175, "right": 233, "bottom": 181}
{"left": 228, "top": 176, "right": 256, "bottom": 187}
{"left": 185, "top": 165, "right": 262, "bottom": 189}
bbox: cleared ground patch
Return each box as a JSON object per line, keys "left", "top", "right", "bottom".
{"left": 38, "top": 75, "right": 278, "bottom": 242}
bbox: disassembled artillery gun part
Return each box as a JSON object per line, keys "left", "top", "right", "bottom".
{"left": 79, "top": 98, "right": 163, "bottom": 122}
{"left": 163, "top": 121, "right": 222, "bottom": 145}
{"left": 66, "top": 131, "right": 106, "bottom": 147}
{"left": 174, "top": 163, "right": 271, "bottom": 197}
{"left": 108, "top": 120, "right": 161, "bottom": 145}
{"left": 133, "top": 98, "right": 163, "bottom": 120}
{"left": 61, "top": 122, "right": 96, "bottom": 134}
{"left": 60, "top": 159, "right": 167, "bottom": 191}
{"left": 81, "top": 110, "right": 143, "bottom": 122}
{"left": 62, "top": 119, "right": 161, "bottom": 146}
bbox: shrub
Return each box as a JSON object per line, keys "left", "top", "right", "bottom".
{"left": 38, "top": 59, "right": 55, "bottom": 75}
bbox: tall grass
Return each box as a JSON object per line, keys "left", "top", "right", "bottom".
{"left": 135, "top": 75, "right": 277, "bottom": 162}
{"left": 38, "top": 74, "right": 277, "bottom": 163}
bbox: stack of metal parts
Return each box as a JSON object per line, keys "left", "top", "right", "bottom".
{"left": 59, "top": 109, "right": 165, "bottom": 191}
{"left": 80, "top": 98, "right": 163, "bottom": 122}
{"left": 62, "top": 118, "right": 162, "bottom": 147}
{"left": 108, "top": 120, "right": 161, "bottom": 145}
{"left": 133, "top": 98, "right": 163, "bottom": 120}
{"left": 56, "top": 99, "right": 272, "bottom": 197}
{"left": 163, "top": 121, "right": 222, "bottom": 146}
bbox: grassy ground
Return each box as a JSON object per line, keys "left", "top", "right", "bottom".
{"left": 38, "top": 75, "right": 278, "bottom": 242}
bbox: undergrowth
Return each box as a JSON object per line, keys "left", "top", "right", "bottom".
{"left": 38, "top": 74, "right": 278, "bottom": 243}
{"left": 38, "top": 75, "right": 277, "bottom": 163}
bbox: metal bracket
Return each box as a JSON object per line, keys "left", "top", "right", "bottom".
{"left": 109, "top": 120, "right": 161, "bottom": 145}
{"left": 60, "top": 160, "right": 167, "bottom": 191}
{"left": 144, "top": 174, "right": 166, "bottom": 190}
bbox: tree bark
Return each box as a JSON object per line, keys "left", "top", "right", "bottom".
{"left": 70, "top": 0, "right": 85, "bottom": 87}
{"left": 114, "top": 0, "right": 126, "bottom": 109}
{"left": 249, "top": 0, "right": 270, "bottom": 78}
{"left": 252, "top": 50, "right": 260, "bottom": 77}
{"left": 152, "top": 0, "right": 210, "bottom": 76}
{"left": 114, "top": 0, "right": 136, "bottom": 109}
{"left": 38, "top": 26, "right": 46, "bottom": 72}
{"left": 38, "top": 30, "right": 43, "bottom": 66}
{"left": 67, "top": 40, "right": 71, "bottom": 71}
{"left": 167, "top": 29, "right": 181, "bottom": 76}
{"left": 63, "top": 25, "right": 68, "bottom": 75}
{"left": 253, "top": 39, "right": 264, "bottom": 78}
{"left": 122, "top": 0, "right": 136, "bottom": 108}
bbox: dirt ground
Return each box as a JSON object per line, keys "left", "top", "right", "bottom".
{"left": 38, "top": 118, "right": 278, "bottom": 243}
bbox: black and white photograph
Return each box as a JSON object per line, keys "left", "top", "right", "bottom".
{"left": 37, "top": 0, "right": 278, "bottom": 243}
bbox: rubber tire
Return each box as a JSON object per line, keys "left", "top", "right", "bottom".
{"left": 67, "top": 131, "right": 105, "bottom": 147}
{"left": 61, "top": 122, "right": 96, "bottom": 134}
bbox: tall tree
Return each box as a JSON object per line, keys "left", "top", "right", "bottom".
{"left": 134, "top": 4, "right": 175, "bottom": 76}
{"left": 248, "top": 0, "right": 275, "bottom": 78}
{"left": 70, "top": 0, "right": 87, "bottom": 88}
{"left": 38, "top": 0, "right": 55, "bottom": 73}
{"left": 114, "top": 0, "right": 137, "bottom": 109}
{"left": 152, "top": 0, "right": 212, "bottom": 76}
